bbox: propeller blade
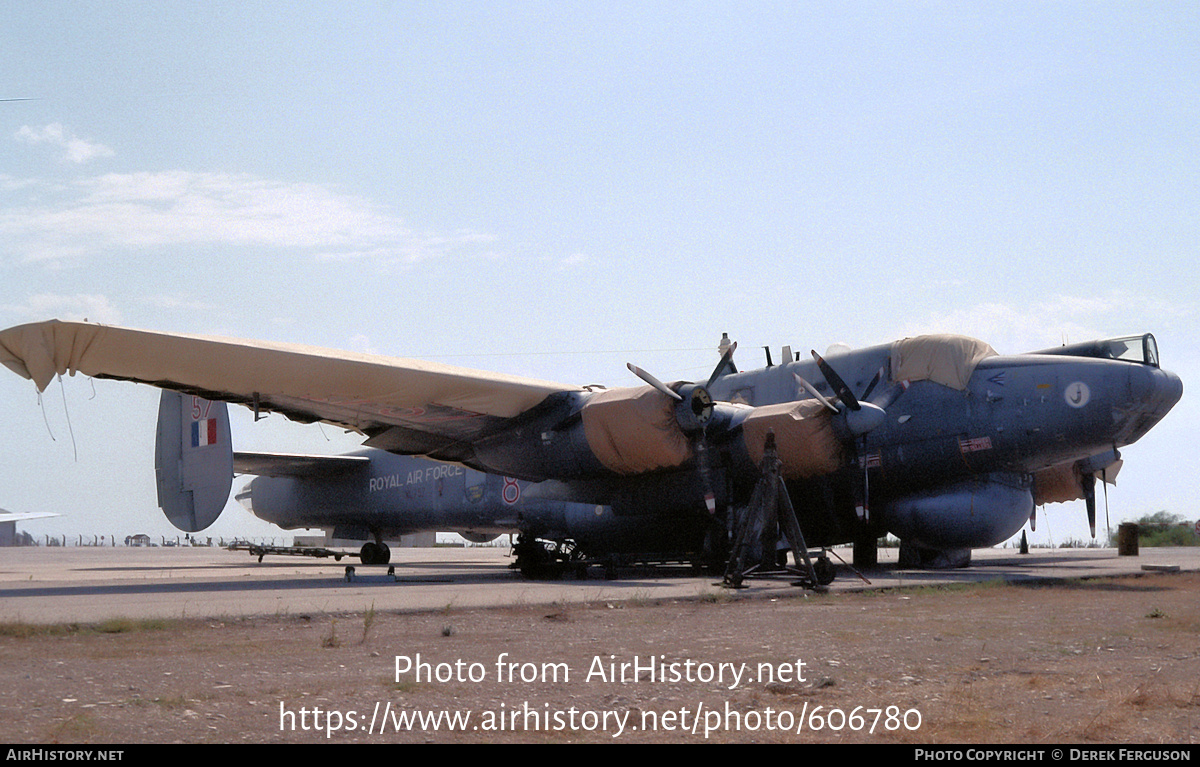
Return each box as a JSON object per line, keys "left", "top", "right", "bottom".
{"left": 693, "top": 435, "right": 717, "bottom": 515}
{"left": 626, "top": 362, "right": 683, "bottom": 401}
{"left": 811, "top": 350, "right": 860, "bottom": 411}
{"left": 860, "top": 435, "right": 870, "bottom": 522}
{"left": 794, "top": 374, "right": 839, "bottom": 413}
{"left": 1082, "top": 472, "right": 1097, "bottom": 538}
{"left": 1102, "top": 467, "right": 1111, "bottom": 543}
{"left": 870, "top": 380, "right": 909, "bottom": 410}
{"left": 860, "top": 366, "right": 885, "bottom": 402}
{"left": 706, "top": 341, "right": 738, "bottom": 387}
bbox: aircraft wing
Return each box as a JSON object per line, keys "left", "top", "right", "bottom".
{"left": 0, "top": 320, "right": 581, "bottom": 459}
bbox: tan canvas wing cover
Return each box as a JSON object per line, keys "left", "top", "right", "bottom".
{"left": 890, "top": 335, "right": 997, "bottom": 390}
{"left": 0, "top": 320, "right": 578, "bottom": 439}
{"left": 580, "top": 386, "right": 693, "bottom": 475}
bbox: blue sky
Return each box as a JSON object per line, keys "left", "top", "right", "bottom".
{"left": 2, "top": 2, "right": 1196, "bottom": 546}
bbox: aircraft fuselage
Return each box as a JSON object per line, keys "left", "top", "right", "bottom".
{"left": 236, "top": 334, "right": 1182, "bottom": 559}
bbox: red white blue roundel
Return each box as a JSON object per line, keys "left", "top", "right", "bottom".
{"left": 502, "top": 477, "right": 521, "bottom": 504}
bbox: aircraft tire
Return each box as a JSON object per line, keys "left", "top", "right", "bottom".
{"left": 377, "top": 543, "right": 391, "bottom": 565}
{"left": 515, "top": 539, "right": 550, "bottom": 579}
{"left": 813, "top": 556, "right": 836, "bottom": 586}
{"left": 360, "top": 542, "right": 380, "bottom": 565}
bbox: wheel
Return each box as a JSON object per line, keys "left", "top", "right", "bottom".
{"left": 360, "top": 541, "right": 380, "bottom": 565}
{"left": 813, "top": 556, "right": 836, "bottom": 586}
{"left": 515, "top": 537, "right": 551, "bottom": 579}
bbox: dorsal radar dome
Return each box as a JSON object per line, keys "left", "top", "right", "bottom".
{"left": 824, "top": 342, "right": 852, "bottom": 357}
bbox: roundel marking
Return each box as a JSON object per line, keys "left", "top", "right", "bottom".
{"left": 1064, "top": 381, "right": 1090, "bottom": 408}
{"left": 502, "top": 477, "right": 521, "bottom": 505}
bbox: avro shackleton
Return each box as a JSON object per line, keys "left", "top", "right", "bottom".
{"left": 0, "top": 321, "right": 1182, "bottom": 577}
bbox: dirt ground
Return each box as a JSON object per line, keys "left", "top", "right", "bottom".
{"left": 3, "top": 571, "right": 1198, "bottom": 744}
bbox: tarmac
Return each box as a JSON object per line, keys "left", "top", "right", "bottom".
{"left": 1, "top": 543, "right": 1197, "bottom": 625}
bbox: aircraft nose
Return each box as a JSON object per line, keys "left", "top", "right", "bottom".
{"left": 1112, "top": 363, "right": 1181, "bottom": 447}
{"left": 1130, "top": 364, "right": 1183, "bottom": 414}
{"left": 1158, "top": 367, "right": 1183, "bottom": 412}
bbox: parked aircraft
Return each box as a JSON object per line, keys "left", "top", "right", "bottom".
{"left": 0, "top": 507, "right": 58, "bottom": 547}
{"left": 0, "top": 320, "right": 1183, "bottom": 577}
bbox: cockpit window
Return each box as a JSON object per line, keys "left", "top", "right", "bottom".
{"left": 1143, "top": 334, "right": 1159, "bottom": 367}
{"left": 1101, "top": 334, "right": 1159, "bottom": 367}
{"left": 1032, "top": 333, "right": 1160, "bottom": 367}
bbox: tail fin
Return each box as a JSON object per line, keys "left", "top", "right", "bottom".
{"left": 154, "top": 390, "right": 233, "bottom": 532}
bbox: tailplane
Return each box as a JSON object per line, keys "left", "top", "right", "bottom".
{"left": 154, "top": 390, "right": 233, "bottom": 532}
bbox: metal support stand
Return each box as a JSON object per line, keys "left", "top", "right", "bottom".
{"left": 723, "top": 431, "right": 824, "bottom": 590}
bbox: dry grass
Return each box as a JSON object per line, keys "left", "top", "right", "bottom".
{"left": 1, "top": 572, "right": 1197, "bottom": 743}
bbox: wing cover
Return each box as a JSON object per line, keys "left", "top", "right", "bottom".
{"left": 0, "top": 320, "right": 579, "bottom": 453}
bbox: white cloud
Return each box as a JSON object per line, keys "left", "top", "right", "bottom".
{"left": 0, "top": 170, "right": 497, "bottom": 268}
{"left": 346, "top": 334, "right": 379, "bottom": 355}
{"left": 557, "top": 252, "right": 590, "bottom": 269}
{"left": 900, "top": 291, "right": 1197, "bottom": 354}
{"left": 1, "top": 293, "right": 123, "bottom": 324}
{"left": 14, "top": 124, "right": 114, "bottom": 164}
{"left": 141, "top": 293, "right": 227, "bottom": 315}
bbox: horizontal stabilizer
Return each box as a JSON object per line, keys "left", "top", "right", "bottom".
{"left": 0, "top": 508, "right": 59, "bottom": 522}
{"left": 233, "top": 451, "right": 370, "bottom": 478}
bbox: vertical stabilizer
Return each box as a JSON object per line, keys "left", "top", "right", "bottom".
{"left": 155, "top": 390, "right": 233, "bottom": 532}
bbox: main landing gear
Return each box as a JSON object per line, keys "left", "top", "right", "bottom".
{"left": 359, "top": 540, "right": 391, "bottom": 565}
{"left": 511, "top": 536, "right": 588, "bottom": 579}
